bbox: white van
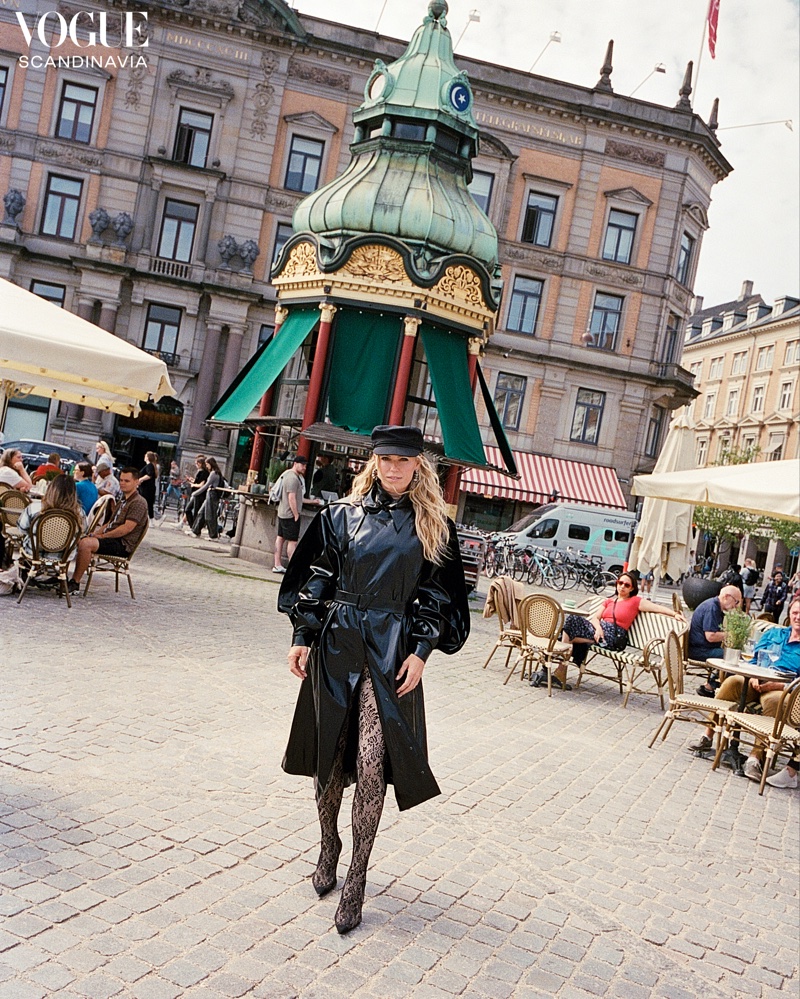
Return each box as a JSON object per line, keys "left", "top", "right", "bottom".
{"left": 501, "top": 503, "right": 635, "bottom": 574}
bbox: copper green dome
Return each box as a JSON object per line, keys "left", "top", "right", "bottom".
{"left": 291, "top": 1, "right": 499, "bottom": 272}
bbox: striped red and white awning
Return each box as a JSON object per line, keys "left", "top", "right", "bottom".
{"left": 462, "top": 446, "right": 627, "bottom": 509}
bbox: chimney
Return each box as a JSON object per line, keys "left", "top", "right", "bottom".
{"left": 739, "top": 279, "right": 754, "bottom": 300}
{"left": 691, "top": 294, "right": 704, "bottom": 314}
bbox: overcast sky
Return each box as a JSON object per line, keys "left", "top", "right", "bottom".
{"left": 294, "top": 0, "right": 799, "bottom": 309}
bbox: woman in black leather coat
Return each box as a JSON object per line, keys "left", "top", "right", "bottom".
{"left": 278, "top": 425, "right": 469, "bottom": 934}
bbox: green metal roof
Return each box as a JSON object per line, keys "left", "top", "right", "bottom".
{"left": 291, "top": 1, "right": 499, "bottom": 272}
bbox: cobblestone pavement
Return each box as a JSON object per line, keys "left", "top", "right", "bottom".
{"left": 1, "top": 528, "right": 798, "bottom": 999}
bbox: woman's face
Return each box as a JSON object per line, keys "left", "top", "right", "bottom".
{"left": 616, "top": 574, "right": 636, "bottom": 597}
{"left": 376, "top": 454, "right": 418, "bottom": 497}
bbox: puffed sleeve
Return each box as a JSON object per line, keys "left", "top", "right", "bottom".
{"left": 277, "top": 506, "right": 341, "bottom": 647}
{"left": 410, "top": 521, "right": 470, "bottom": 661}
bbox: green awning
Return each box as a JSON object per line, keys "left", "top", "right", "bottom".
{"left": 328, "top": 309, "right": 402, "bottom": 434}
{"left": 476, "top": 362, "right": 517, "bottom": 476}
{"left": 419, "top": 323, "right": 486, "bottom": 466}
{"left": 208, "top": 306, "right": 319, "bottom": 424}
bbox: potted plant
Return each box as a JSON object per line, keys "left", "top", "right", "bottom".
{"left": 723, "top": 608, "right": 753, "bottom": 663}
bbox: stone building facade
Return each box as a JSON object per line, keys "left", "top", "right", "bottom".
{"left": 0, "top": 0, "right": 729, "bottom": 503}
{"left": 681, "top": 282, "right": 800, "bottom": 467}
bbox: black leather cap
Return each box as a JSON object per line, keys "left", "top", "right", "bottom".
{"left": 371, "top": 425, "right": 424, "bottom": 456}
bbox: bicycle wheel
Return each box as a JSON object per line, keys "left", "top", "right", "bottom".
{"left": 590, "top": 570, "right": 616, "bottom": 593}
{"left": 511, "top": 552, "right": 528, "bottom": 582}
{"left": 561, "top": 565, "right": 580, "bottom": 590}
{"left": 548, "top": 565, "right": 568, "bottom": 590}
{"left": 484, "top": 551, "right": 497, "bottom": 578}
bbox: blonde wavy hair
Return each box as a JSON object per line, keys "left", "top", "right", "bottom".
{"left": 348, "top": 453, "right": 449, "bottom": 564}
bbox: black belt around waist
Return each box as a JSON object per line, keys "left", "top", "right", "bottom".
{"left": 334, "top": 590, "right": 408, "bottom": 614}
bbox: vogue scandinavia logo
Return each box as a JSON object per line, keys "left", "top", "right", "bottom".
{"left": 15, "top": 10, "right": 149, "bottom": 69}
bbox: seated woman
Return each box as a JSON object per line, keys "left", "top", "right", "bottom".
{"left": 18, "top": 474, "right": 87, "bottom": 562}
{"left": 0, "top": 447, "right": 33, "bottom": 492}
{"left": 549, "top": 572, "right": 684, "bottom": 690}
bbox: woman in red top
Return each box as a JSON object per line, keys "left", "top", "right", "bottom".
{"left": 548, "top": 572, "right": 684, "bottom": 690}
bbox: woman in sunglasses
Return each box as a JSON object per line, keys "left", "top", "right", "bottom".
{"left": 546, "top": 572, "right": 684, "bottom": 690}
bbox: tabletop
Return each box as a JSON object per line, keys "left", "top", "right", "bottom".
{"left": 707, "top": 657, "right": 791, "bottom": 683}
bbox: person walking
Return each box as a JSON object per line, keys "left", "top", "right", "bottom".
{"left": 741, "top": 558, "right": 759, "bottom": 614}
{"left": 182, "top": 456, "right": 209, "bottom": 529}
{"left": 138, "top": 451, "right": 159, "bottom": 520}
{"left": 761, "top": 571, "right": 789, "bottom": 622}
{"left": 189, "top": 457, "right": 224, "bottom": 540}
{"left": 278, "top": 426, "right": 469, "bottom": 934}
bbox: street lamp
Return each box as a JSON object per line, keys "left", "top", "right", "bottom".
{"left": 528, "top": 31, "right": 561, "bottom": 73}
{"left": 454, "top": 9, "right": 480, "bottom": 50}
{"left": 630, "top": 62, "right": 666, "bottom": 97}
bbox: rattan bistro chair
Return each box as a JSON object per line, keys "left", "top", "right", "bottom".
{"left": 16, "top": 509, "right": 83, "bottom": 609}
{"left": 1, "top": 488, "right": 31, "bottom": 561}
{"left": 83, "top": 519, "right": 148, "bottom": 599}
{"left": 648, "top": 631, "right": 737, "bottom": 749}
{"left": 85, "top": 494, "right": 115, "bottom": 535}
{"left": 507, "top": 594, "right": 571, "bottom": 691}
{"left": 712, "top": 677, "right": 800, "bottom": 795}
{"left": 482, "top": 576, "right": 525, "bottom": 671}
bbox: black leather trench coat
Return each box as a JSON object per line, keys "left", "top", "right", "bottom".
{"left": 277, "top": 485, "right": 470, "bottom": 811}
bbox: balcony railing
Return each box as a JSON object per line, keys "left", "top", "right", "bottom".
{"left": 149, "top": 257, "right": 192, "bottom": 280}
{"left": 144, "top": 348, "right": 179, "bottom": 367}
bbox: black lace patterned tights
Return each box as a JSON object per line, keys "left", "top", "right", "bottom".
{"left": 313, "top": 668, "right": 386, "bottom": 912}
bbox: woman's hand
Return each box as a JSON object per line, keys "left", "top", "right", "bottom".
{"left": 396, "top": 653, "right": 425, "bottom": 697}
{"left": 592, "top": 621, "right": 604, "bottom": 642}
{"left": 288, "top": 645, "right": 309, "bottom": 680}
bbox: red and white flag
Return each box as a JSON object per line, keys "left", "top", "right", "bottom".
{"left": 707, "top": 0, "right": 720, "bottom": 58}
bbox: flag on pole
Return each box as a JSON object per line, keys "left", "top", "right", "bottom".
{"left": 707, "top": 0, "right": 720, "bottom": 58}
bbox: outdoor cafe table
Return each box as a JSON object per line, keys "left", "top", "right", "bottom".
{"left": 707, "top": 656, "right": 791, "bottom": 775}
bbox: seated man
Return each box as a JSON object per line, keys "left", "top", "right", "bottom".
{"left": 690, "top": 596, "right": 800, "bottom": 786}
{"left": 688, "top": 586, "right": 743, "bottom": 695}
{"left": 73, "top": 462, "right": 99, "bottom": 515}
{"left": 95, "top": 462, "right": 122, "bottom": 502}
{"left": 69, "top": 467, "right": 149, "bottom": 594}
{"left": 32, "top": 452, "right": 62, "bottom": 483}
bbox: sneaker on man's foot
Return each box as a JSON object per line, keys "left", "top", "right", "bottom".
{"left": 743, "top": 757, "right": 763, "bottom": 782}
{"left": 766, "top": 768, "right": 798, "bottom": 789}
{"left": 272, "top": 566, "right": 286, "bottom": 574}
{"left": 67, "top": 579, "right": 80, "bottom": 595}
{"left": 696, "top": 685, "right": 716, "bottom": 698}
{"left": 688, "top": 735, "right": 713, "bottom": 753}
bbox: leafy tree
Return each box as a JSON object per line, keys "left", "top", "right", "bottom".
{"left": 693, "top": 444, "right": 797, "bottom": 571}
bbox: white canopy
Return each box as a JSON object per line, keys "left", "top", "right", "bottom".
{"left": 0, "top": 276, "right": 174, "bottom": 419}
{"left": 629, "top": 408, "right": 696, "bottom": 579}
{"left": 632, "top": 458, "right": 800, "bottom": 523}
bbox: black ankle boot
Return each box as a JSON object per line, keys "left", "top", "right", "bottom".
{"left": 335, "top": 873, "right": 365, "bottom": 934}
{"left": 312, "top": 834, "right": 342, "bottom": 897}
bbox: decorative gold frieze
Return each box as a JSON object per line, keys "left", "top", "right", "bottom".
{"left": 282, "top": 241, "right": 319, "bottom": 278}
{"left": 432, "top": 265, "right": 486, "bottom": 309}
{"left": 341, "top": 245, "right": 407, "bottom": 284}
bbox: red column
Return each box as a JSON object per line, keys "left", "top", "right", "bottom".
{"left": 248, "top": 306, "right": 287, "bottom": 483}
{"left": 297, "top": 302, "right": 337, "bottom": 459}
{"left": 389, "top": 316, "right": 421, "bottom": 425}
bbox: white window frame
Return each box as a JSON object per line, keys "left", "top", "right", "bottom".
{"left": 725, "top": 388, "right": 739, "bottom": 417}
{"left": 784, "top": 341, "right": 799, "bottom": 366}
{"left": 778, "top": 381, "right": 794, "bottom": 411}
{"left": 731, "top": 350, "right": 748, "bottom": 376}
{"left": 703, "top": 392, "right": 716, "bottom": 420}
{"left": 756, "top": 345, "right": 775, "bottom": 371}
{"left": 708, "top": 356, "right": 724, "bottom": 380}
{"left": 696, "top": 438, "right": 708, "bottom": 466}
{"left": 751, "top": 384, "right": 766, "bottom": 413}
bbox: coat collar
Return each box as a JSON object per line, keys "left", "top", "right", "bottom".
{"left": 361, "top": 483, "right": 413, "bottom": 532}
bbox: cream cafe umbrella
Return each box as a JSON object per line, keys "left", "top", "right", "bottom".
{"left": 0, "top": 277, "right": 174, "bottom": 428}
{"left": 633, "top": 458, "right": 800, "bottom": 523}
{"left": 629, "top": 407, "right": 696, "bottom": 581}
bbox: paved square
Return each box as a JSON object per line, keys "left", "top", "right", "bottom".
{"left": 2, "top": 531, "right": 798, "bottom": 997}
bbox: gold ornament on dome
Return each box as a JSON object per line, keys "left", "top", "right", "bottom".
{"left": 342, "top": 245, "right": 407, "bottom": 284}
{"left": 433, "top": 265, "right": 485, "bottom": 308}
{"left": 282, "top": 242, "right": 319, "bottom": 278}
